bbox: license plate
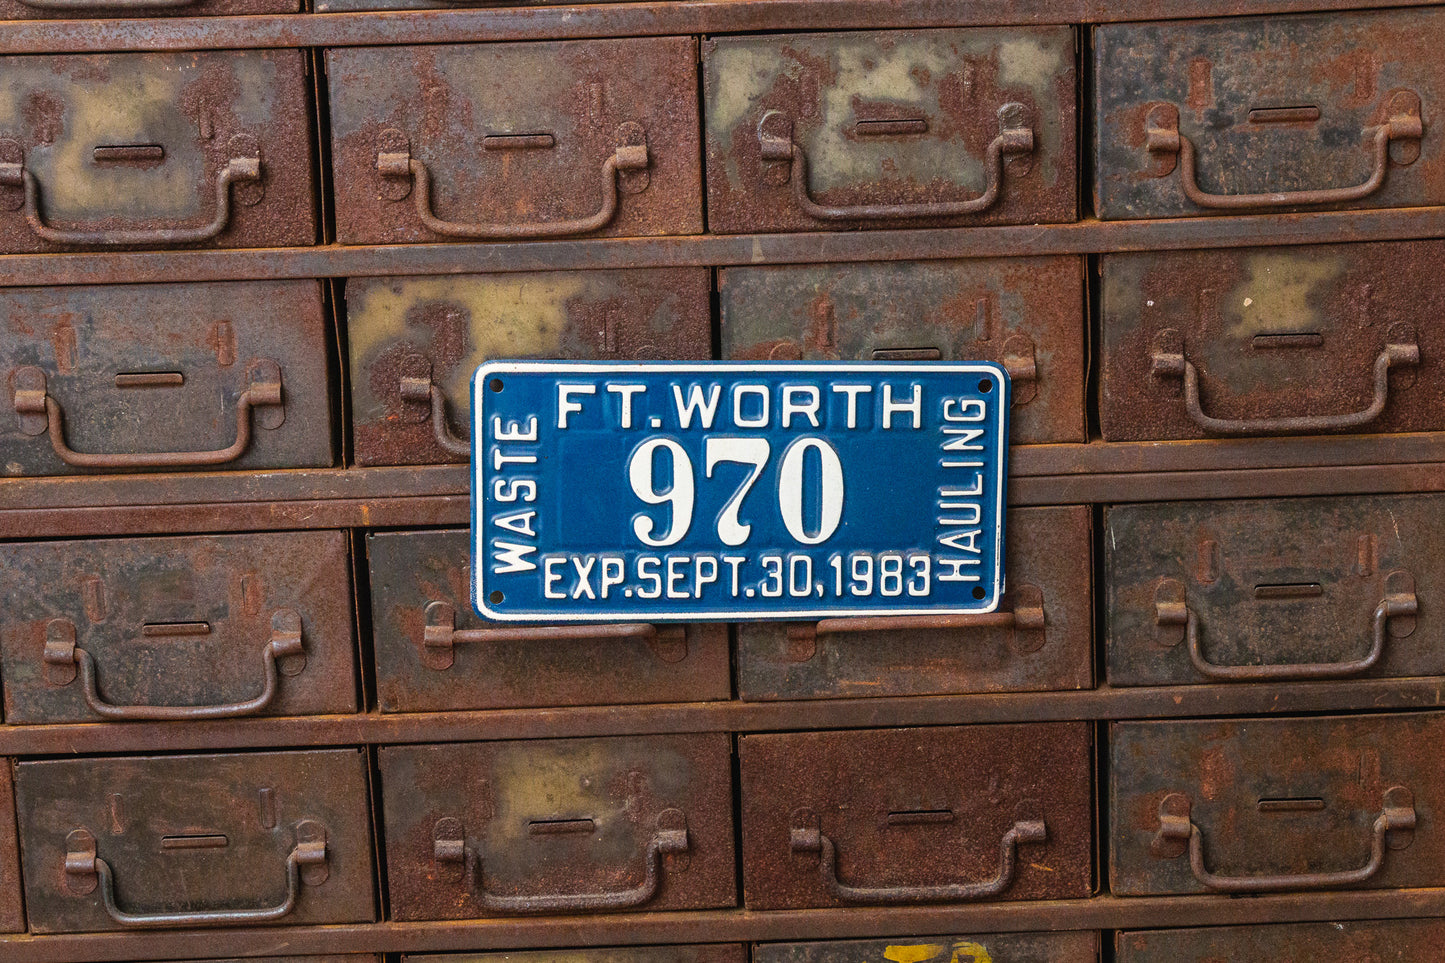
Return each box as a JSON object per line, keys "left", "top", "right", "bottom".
{"left": 472, "top": 362, "right": 1009, "bottom": 621}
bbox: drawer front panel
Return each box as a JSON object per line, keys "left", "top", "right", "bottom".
{"left": 15, "top": 749, "right": 376, "bottom": 933}
{"left": 703, "top": 27, "right": 1077, "bottom": 234}
{"left": 740, "top": 724, "right": 1093, "bottom": 908}
{"left": 380, "top": 734, "right": 736, "bottom": 920}
{"left": 1100, "top": 242, "right": 1445, "bottom": 441}
{"left": 1106, "top": 494, "right": 1445, "bottom": 687}
{"left": 0, "top": 50, "right": 315, "bottom": 251}
{"left": 326, "top": 38, "right": 703, "bottom": 245}
{"left": 0, "top": 763, "right": 20, "bottom": 933}
{"left": 0, "top": 0, "right": 297, "bottom": 18}
{"left": 407, "top": 947, "right": 746, "bottom": 963}
{"left": 1, "top": 280, "right": 332, "bottom": 476}
{"left": 758, "top": 935, "right": 1098, "bottom": 963}
{"left": 1095, "top": 9, "right": 1445, "bottom": 219}
{"left": 347, "top": 269, "right": 711, "bottom": 467}
{"left": 366, "top": 529, "right": 730, "bottom": 712}
{"left": 1110, "top": 714, "right": 1445, "bottom": 895}
{"left": 737, "top": 506, "right": 1093, "bottom": 700}
{"left": 1118, "top": 920, "right": 1445, "bottom": 962}
{"left": 719, "top": 257, "right": 1085, "bottom": 445}
{"left": 0, "top": 530, "right": 358, "bottom": 724}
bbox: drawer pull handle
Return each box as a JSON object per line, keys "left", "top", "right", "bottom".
{"left": 43, "top": 610, "right": 305, "bottom": 720}
{"left": 434, "top": 810, "right": 688, "bottom": 912}
{"left": 65, "top": 820, "right": 329, "bottom": 927}
{"left": 1155, "top": 584, "right": 1416, "bottom": 681}
{"left": 1153, "top": 788, "right": 1415, "bottom": 892}
{"left": 12, "top": 360, "right": 284, "bottom": 468}
{"left": 377, "top": 136, "right": 649, "bottom": 239}
{"left": 1150, "top": 327, "right": 1419, "bottom": 435}
{"left": 398, "top": 365, "right": 469, "bottom": 457}
{"left": 1145, "top": 94, "right": 1422, "bottom": 210}
{"left": 0, "top": 151, "right": 260, "bottom": 245}
{"left": 789, "top": 818, "right": 1046, "bottom": 903}
{"left": 757, "top": 104, "right": 1033, "bottom": 221}
{"left": 421, "top": 600, "right": 684, "bottom": 670}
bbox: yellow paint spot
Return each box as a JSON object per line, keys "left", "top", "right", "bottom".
{"left": 884, "top": 943, "right": 993, "bottom": 963}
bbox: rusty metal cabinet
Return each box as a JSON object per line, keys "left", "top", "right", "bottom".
{"left": 1095, "top": 9, "right": 1445, "bottom": 219}
{"left": 366, "top": 528, "right": 730, "bottom": 712}
{"left": 14, "top": 749, "right": 376, "bottom": 933}
{"left": 703, "top": 27, "right": 1077, "bottom": 233}
{"left": 346, "top": 270, "right": 711, "bottom": 466}
{"left": 1, "top": 280, "right": 333, "bottom": 476}
{"left": 0, "top": 50, "right": 316, "bottom": 251}
{"left": 740, "top": 725, "right": 1094, "bottom": 908}
{"left": 379, "top": 734, "right": 736, "bottom": 920}
{"left": 1099, "top": 241, "right": 1445, "bottom": 441}
{"left": 325, "top": 38, "right": 703, "bottom": 245}
{"left": 1110, "top": 714, "right": 1445, "bottom": 896}
{"left": 0, "top": 763, "right": 21, "bottom": 934}
{"left": 1117, "top": 920, "right": 1445, "bottom": 961}
{"left": 737, "top": 506, "right": 1093, "bottom": 700}
{"left": 1105, "top": 494, "right": 1442, "bottom": 686}
{"left": 719, "top": 258, "right": 1085, "bottom": 445}
{"left": 759, "top": 935, "right": 1099, "bottom": 963}
{"left": 0, "top": 531, "right": 358, "bottom": 723}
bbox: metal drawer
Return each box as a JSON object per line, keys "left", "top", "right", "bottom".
{"left": 0, "top": 762, "right": 20, "bottom": 934}
{"left": 740, "top": 724, "right": 1094, "bottom": 908}
{"left": 737, "top": 506, "right": 1093, "bottom": 700}
{"left": 326, "top": 38, "right": 703, "bottom": 245}
{"left": 0, "top": 531, "right": 358, "bottom": 724}
{"left": 719, "top": 257, "right": 1085, "bottom": 445}
{"left": 1118, "top": 920, "right": 1445, "bottom": 962}
{"left": 1, "top": 280, "right": 333, "bottom": 476}
{"left": 703, "top": 27, "right": 1077, "bottom": 234}
{"left": 0, "top": 50, "right": 315, "bottom": 251}
{"left": 1099, "top": 241, "right": 1445, "bottom": 441}
{"left": 347, "top": 270, "right": 711, "bottom": 467}
{"left": 758, "top": 935, "right": 1098, "bottom": 963}
{"left": 405, "top": 948, "right": 745, "bottom": 963}
{"left": 1095, "top": 9, "right": 1445, "bottom": 219}
{"left": 319, "top": 0, "right": 616, "bottom": 9}
{"left": 1110, "top": 713, "right": 1445, "bottom": 895}
{"left": 0, "top": 0, "right": 297, "bottom": 18}
{"left": 15, "top": 749, "right": 376, "bottom": 933}
{"left": 379, "top": 734, "right": 736, "bottom": 919}
{"left": 365, "top": 528, "right": 730, "bottom": 712}
{"left": 1105, "top": 494, "right": 1442, "bottom": 687}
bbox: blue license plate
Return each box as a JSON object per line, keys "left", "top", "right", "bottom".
{"left": 472, "top": 362, "right": 1008, "bottom": 621}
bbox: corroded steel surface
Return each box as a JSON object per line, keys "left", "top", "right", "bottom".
{"left": 0, "top": 50, "right": 315, "bottom": 251}
{"left": 14, "top": 749, "right": 376, "bottom": 933}
{"left": 1100, "top": 241, "right": 1445, "bottom": 441}
{"left": 326, "top": 38, "right": 702, "bottom": 245}
{"left": 0, "top": 762, "right": 20, "bottom": 934}
{"left": 0, "top": 0, "right": 297, "bottom": 19}
{"left": 365, "top": 528, "right": 730, "bottom": 712}
{"left": 1096, "top": 9, "right": 1445, "bottom": 219}
{"left": 0, "top": 280, "right": 332, "bottom": 476}
{"left": 757, "top": 934, "right": 1098, "bottom": 963}
{"left": 736, "top": 506, "right": 1092, "bottom": 700}
{"left": 719, "top": 257, "right": 1085, "bottom": 445}
{"left": 406, "top": 946, "right": 746, "bottom": 963}
{"left": 740, "top": 724, "right": 1093, "bottom": 909}
{"left": 0, "top": 530, "right": 358, "bottom": 724}
{"left": 1118, "top": 919, "right": 1445, "bottom": 962}
{"left": 347, "top": 269, "right": 711, "bottom": 466}
{"left": 1106, "top": 494, "right": 1445, "bottom": 687}
{"left": 1111, "top": 713, "right": 1445, "bottom": 896}
{"left": 704, "top": 27, "right": 1077, "bottom": 233}
{"left": 379, "top": 734, "right": 736, "bottom": 920}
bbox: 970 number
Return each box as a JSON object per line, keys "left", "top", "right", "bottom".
{"left": 629, "top": 436, "right": 844, "bottom": 548}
